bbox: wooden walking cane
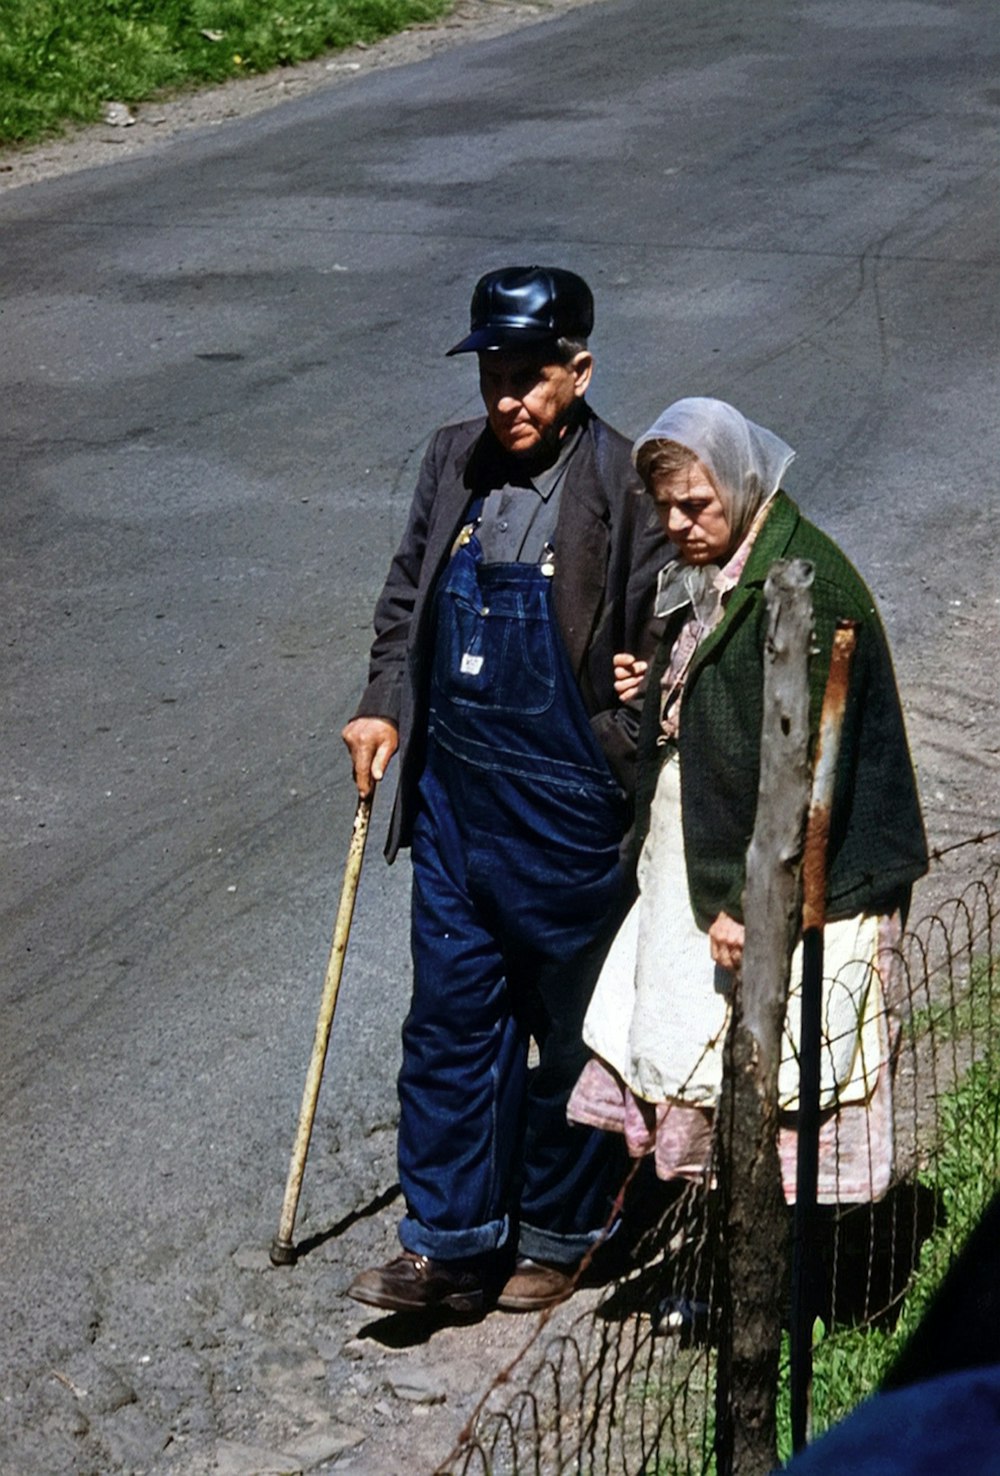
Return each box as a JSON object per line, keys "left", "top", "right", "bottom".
{"left": 270, "top": 788, "right": 375, "bottom": 1266}
{"left": 789, "top": 618, "right": 859, "bottom": 1448}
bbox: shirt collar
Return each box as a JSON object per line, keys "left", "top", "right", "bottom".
{"left": 654, "top": 496, "right": 773, "bottom": 620}
{"left": 530, "top": 422, "right": 584, "bottom": 500}
{"left": 483, "top": 419, "right": 584, "bottom": 499}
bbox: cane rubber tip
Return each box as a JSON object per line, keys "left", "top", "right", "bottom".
{"left": 269, "top": 1237, "right": 297, "bottom": 1266}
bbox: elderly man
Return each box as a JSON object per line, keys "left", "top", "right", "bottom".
{"left": 343, "top": 266, "right": 667, "bottom": 1315}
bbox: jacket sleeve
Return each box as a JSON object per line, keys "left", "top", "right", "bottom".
{"left": 589, "top": 494, "right": 671, "bottom": 792}
{"left": 812, "top": 577, "right": 929, "bottom": 919}
{"left": 351, "top": 432, "right": 446, "bottom": 726}
{"left": 708, "top": 581, "right": 927, "bottom": 925}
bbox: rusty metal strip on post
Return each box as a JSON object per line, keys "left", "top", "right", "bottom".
{"left": 801, "top": 620, "right": 860, "bottom": 932}
{"left": 790, "top": 618, "right": 859, "bottom": 1451}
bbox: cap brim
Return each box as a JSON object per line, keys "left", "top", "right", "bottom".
{"left": 446, "top": 325, "right": 558, "bottom": 356}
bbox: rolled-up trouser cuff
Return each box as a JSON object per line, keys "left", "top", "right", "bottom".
{"left": 399, "top": 1212, "right": 510, "bottom": 1262}
{"left": 517, "top": 1220, "right": 610, "bottom": 1266}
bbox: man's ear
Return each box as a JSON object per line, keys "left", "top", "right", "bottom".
{"left": 571, "top": 352, "right": 594, "bottom": 398}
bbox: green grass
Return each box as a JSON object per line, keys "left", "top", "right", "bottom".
{"left": 776, "top": 1048, "right": 1000, "bottom": 1463}
{"left": 906, "top": 953, "right": 998, "bottom": 1054}
{"left": 0, "top": 0, "right": 452, "bottom": 145}
{"left": 631, "top": 961, "right": 1000, "bottom": 1476}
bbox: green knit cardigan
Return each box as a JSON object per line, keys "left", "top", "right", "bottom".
{"left": 633, "top": 492, "right": 928, "bottom": 929}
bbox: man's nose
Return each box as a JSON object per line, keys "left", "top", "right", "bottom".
{"left": 668, "top": 507, "right": 690, "bottom": 538}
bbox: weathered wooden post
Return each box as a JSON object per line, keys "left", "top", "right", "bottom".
{"left": 715, "top": 558, "right": 815, "bottom": 1476}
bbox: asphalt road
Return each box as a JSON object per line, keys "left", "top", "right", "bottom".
{"left": 1, "top": 0, "right": 998, "bottom": 1469}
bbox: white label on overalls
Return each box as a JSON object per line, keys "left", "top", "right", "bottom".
{"left": 460, "top": 653, "right": 484, "bottom": 675}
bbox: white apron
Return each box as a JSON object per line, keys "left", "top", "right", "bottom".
{"left": 582, "top": 754, "right": 890, "bottom": 1114}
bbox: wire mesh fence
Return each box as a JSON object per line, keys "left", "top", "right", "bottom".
{"left": 433, "top": 853, "right": 1000, "bottom": 1474}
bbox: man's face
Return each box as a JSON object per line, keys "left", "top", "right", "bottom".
{"left": 478, "top": 347, "right": 593, "bottom": 459}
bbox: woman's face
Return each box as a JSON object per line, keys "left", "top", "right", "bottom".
{"left": 648, "top": 459, "right": 733, "bottom": 564}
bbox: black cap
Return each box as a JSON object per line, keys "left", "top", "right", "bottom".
{"left": 446, "top": 265, "right": 594, "bottom": 356}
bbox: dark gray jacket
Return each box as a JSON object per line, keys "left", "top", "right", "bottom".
{"left": 354, "top": 406, "right": 669, "bottom": 860}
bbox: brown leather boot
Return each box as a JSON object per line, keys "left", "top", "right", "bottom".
{"left": 497, "top": 1257, "right": 576, "bottom": 1312}
{"left": 347, "top": 1252, "right": 484, "bottom": 1315}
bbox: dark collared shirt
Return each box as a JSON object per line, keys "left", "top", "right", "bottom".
{"left": 474, "top": 424, "right": 583, "bottom": 564}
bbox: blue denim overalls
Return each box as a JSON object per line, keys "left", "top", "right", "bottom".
{"left": 398, "top": 526, "right": 628, "bottom": 1266}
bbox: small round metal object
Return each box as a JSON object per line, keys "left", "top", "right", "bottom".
{"left": 269, "top": 1236, "right": 298, "bottom": 1267}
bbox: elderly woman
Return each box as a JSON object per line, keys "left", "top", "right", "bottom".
{"left": 569, "top": 398, "right": 928, "bottom": 1202}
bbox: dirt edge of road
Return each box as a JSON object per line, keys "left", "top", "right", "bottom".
{"left": 0, "top": 0, "right": 604, "bottom": 193}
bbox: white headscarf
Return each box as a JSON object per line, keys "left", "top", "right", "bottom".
{"left": 633, "top": 397, "right": 796, "bottom": 551}
{"left": 634, "top": 397, "right": 796, "bottom": 627}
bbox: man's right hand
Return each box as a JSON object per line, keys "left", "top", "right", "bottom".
{"left": 613, "top": 652, "right": 649, "bottom": 704}
{"left": 341, "top": 717, "right": 399, "bottom": 798}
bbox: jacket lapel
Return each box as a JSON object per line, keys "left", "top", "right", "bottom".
{"left": 428, "top": 423, "right": 484, "bottom": 572}
{"left": 553, "top": 418, "right": 610, "bottom": 676}
{"left": 406, "top": 422, "right": 485, "bottom": 660}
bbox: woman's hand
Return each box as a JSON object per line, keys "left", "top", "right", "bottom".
{"left": 341, "top": 716, "right": 399, "bottom": 798}
{"left": 613, "top": 652, "right": 649, "bottom": 704}
{"left": 709, "top": 912, "right": 745, "bottom": 973}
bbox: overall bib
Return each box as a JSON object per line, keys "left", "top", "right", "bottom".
{"left": 398, "top": 531, "right": 628, "bottom": 1265}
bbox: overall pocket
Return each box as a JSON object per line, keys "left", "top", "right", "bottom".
{"left": 432, "top": 584, "right": 556, "bottom": 715}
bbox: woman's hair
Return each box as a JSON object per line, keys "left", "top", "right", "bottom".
{"left": 634, "top": 438, "right": 698, "bottom": 490}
